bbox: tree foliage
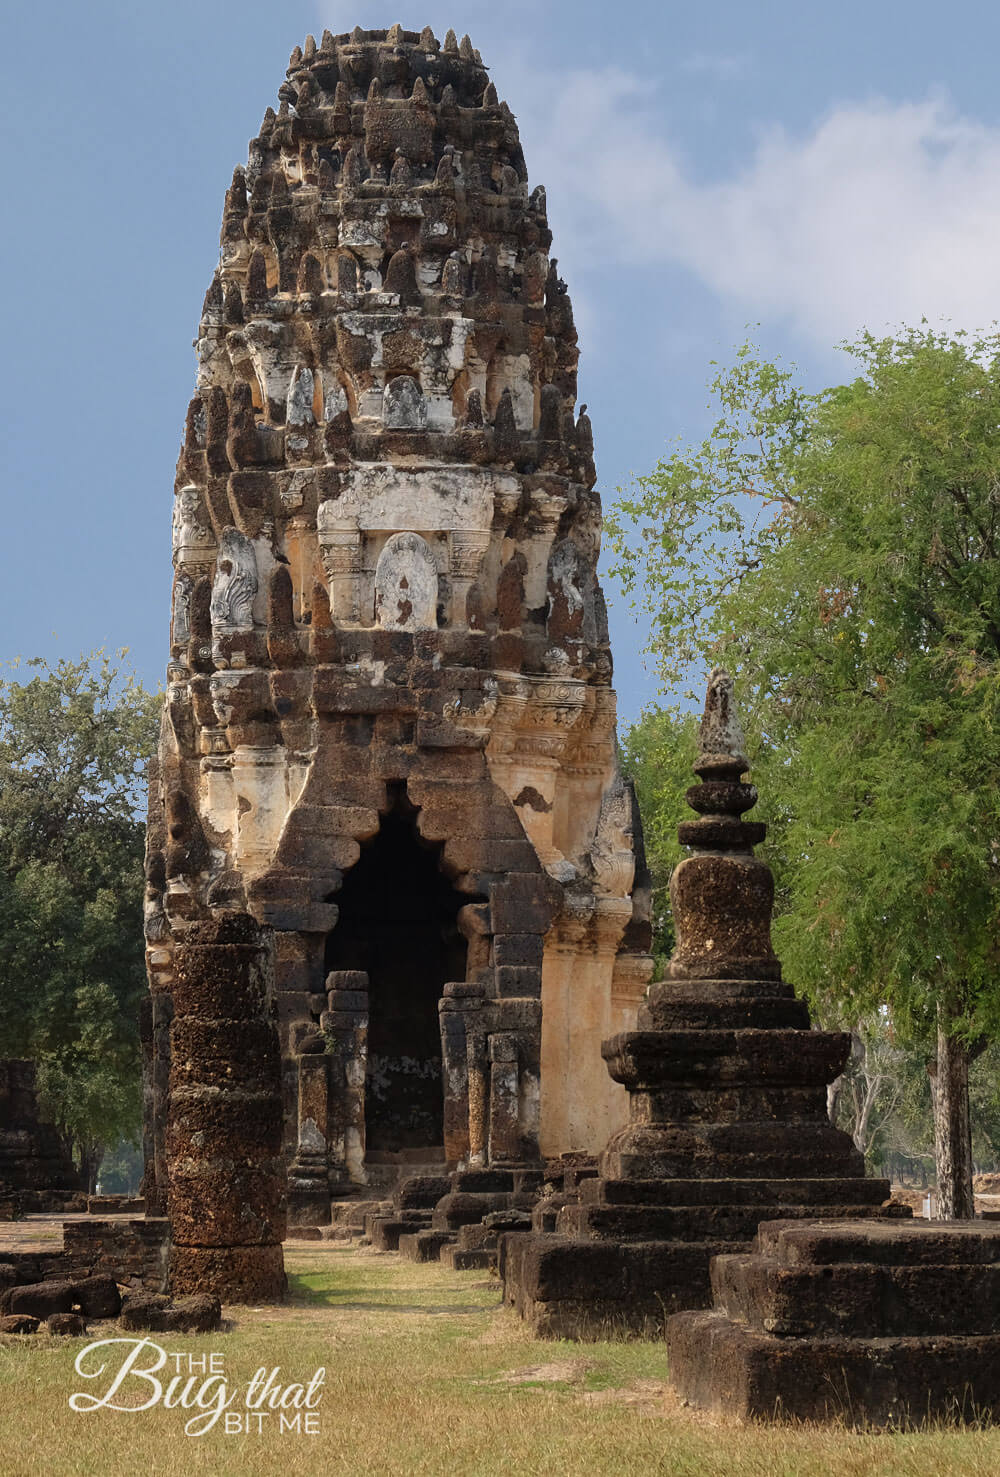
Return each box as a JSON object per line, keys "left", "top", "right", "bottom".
{"left": 620, "top": 707, "right": 697, "bottom": 971}
{"left": 0, "top": 653, "right": 160, "bottom": 1178}
{"left": 608, "top": 328, "right": 1000, "bottom": 1057}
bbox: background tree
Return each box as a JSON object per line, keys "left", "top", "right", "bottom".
{"left": 608, "top": 327, "right": 1000, "bottom": 1217}
{"left": 0, "top": 652, "right": 160, "bottom": 1189}
{"left": 619, "top": 706, "right": 697, "bottom": 970}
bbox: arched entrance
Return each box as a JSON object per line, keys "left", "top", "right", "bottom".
{"left": 324, "top": 783, "right": 467, "bottom": 1160}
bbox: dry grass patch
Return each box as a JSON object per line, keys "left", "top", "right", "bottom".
{"left": 0, "top": 1244, "right": 998, "bottom": 1474}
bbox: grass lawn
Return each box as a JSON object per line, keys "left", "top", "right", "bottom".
{"left": 1, "top": 1242, "right": 999, "bottom": 1475}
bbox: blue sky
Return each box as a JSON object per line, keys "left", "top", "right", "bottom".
{"left": 4, "top": 0, "right": 1000, "bottom": 724}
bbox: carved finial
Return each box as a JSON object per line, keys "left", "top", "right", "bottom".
{"left": 303, "top": 34, "right": 317, "bottom": 59}
{"left": 493, "top": 388, "right": 518, "bottom": 457}
{"left": 298, "top": 253, "right": 324, "bottom": 295}
{"left": 333, "top": 80, "right": 350, "bottom": 111}
{"left": 390, "top": 151, "right": 412, "bottom": 188}
{"left": 412, "top": 75, "right": 429, "bottom": 104}
{"left": 261, "top": 105, "right": 276, "bottom": 130}
{"left": 321, "top": 29, "right": 335, "bottom": 52}
{"left": 343, "top": 144, "right": 362, "bottom": 188}
{"left": 247, "top": 250, "right": 269, "bottom": 302}
{"left": 383, "top": 245, "right": 420, "bottom": 304}
{"left": 459, "top": 34, "right": 475, "bottom": 60}
{"left": 441, "top": 250, "right": 465, "bottom": 296}
{"left": 435, "top": 149, "right": 454, "bottom": 185}
{"left": 667, "top": 667, "right": 778, "bottom": 982}
{"left": 696, "top": 668, "right": 749, "bottom": 777}
{"left": 483, "top": 81, "right": 498, "bottom": 107}
{"left": 223, "top": 283, "right": 244, "bottom": 325}
{"left": 338, "top": 253, "right": 359, "bottom": 293}
{"left": 443, "top": 28, "right": 458, "bottom": 53}
{"left": 464, "top": 389, "right": 484, "bottom": 427}
{"left": 350, "top": 25, "right": 365, "bottom": 44}
{"left": 318, "top": 157, "right": 336, "bottom": 192}
{"left": 202, "top": 275, "right": 223, "bottom": 316}
{"left": 386, "top": 22, "right": 403, "bottom": 44}
{"left": 228, "top": 165, "right": 248, "bottom": 211}
{"left": 419, "top": 25, "right": 438, "bottom": 50}
{"left": 289, "top": 45, "right": 302, "bottom": 68}
{"left": 529, "top": 183, "right": 547, "bottom": 216}
{"left": 575, "top": 405, "right": 594, "bottom": 457}
{"left": 441, "top": 82, "right": 457, "bottom": 107}
{"left": 538, "top": 384, "right": 562, "bottom": 442}
{"left": 278, "top": 99, "right": 290, "bottom": 118}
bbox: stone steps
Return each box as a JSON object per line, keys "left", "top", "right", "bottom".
{"left": 398, "top": 1230, "right": 456, "bottom": 1263}
{"left": 439, "top": 1245, "right": 493, "bottom": 1271}
{"left": 667, "top": 1217, "right": 1000, "bottom": 1425}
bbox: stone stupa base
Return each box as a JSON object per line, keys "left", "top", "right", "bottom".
{"left": 667, "top": 1218, "right": 1000, "bottom": 1425}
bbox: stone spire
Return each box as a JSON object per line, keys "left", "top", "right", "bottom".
{"left": 503, "top": 667, "right": 904, "bottom": 1339}
{"left": 669, "top": 668, "right": 779, "bottom": 982}
{"left": 144, "top": 27, "right": 653, "bottom": 1242}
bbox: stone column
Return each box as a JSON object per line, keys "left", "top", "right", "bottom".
{"left": 321, "top": 971, "right": 368, "bottom": 1185}
{"left": 287, "top": 1050, "right": 332, "bottom": 1226}
{"left": 439, "top": 984, "right": 471, "bottom": 1166}
{"left": 450, "top": 529, "right": 490, "bottom": 625}
{"left": 319, "top": 528, "right": 362, "bottom": 623}
{"left": 466, "top": 1027, "right": 489, "bottom": 1168}
{"left": 167, "top": 914, "right": 287, "bottom": 1301}
{"left": 488, "top": 1033, "right": 520, "bottom": 1164}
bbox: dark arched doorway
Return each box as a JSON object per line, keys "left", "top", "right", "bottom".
{"left": 324, "top": 783, "right": 467, "bottom": 1159}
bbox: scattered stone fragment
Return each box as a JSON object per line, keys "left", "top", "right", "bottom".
{"left": 47, "top": 1313, "right": 88, "bottom": 1337}
{"left": 0, "top": 1315, "right": 38, "bottom": 1334}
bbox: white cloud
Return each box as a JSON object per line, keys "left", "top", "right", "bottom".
{"left": 514, "top": 79, "right": 1000, "bottom": 345}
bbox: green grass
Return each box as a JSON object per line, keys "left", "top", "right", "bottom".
{"left": 1, "top": 1244, "right": 999, "bottom": 1475}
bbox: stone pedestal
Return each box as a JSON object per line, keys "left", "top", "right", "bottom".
{"left": 502, "top": 670, "right": 901, "bottom": 1338}
{"left": 166, "top": 915, "right": 286, "bottom": 1301}
{"left": 668, "top": 1218, "right": 1000, "bottom": 1425}
{"left": 0, "top": 1060, "right": 81, "bottom": 1205}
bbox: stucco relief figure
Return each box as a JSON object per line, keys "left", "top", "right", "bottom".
{"left": 171, "top": 570, "right": 194, "bottom": 647}
{"left": 210, "top": 527, "right": 258, "bottom": 634}
{"left": 374, "top": 532, "right": 438, "bottom": 630}
{"left": 383, "top": 375, "right": 427, "bottom": 430}
{"left": 172, "top": 483, "right": 214, "bottom": 565}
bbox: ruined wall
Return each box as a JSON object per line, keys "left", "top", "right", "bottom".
{"left": 145, "top": 25, "right": 652, "bottom": 1220}
{"left": 0, "top": 1060, "right": 81, "bottom": 1199}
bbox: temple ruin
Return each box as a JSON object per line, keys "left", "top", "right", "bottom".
{"left": 0, "top": 1060, "right": 81, "bottom": 1214}
{"left": 142, "top": 24, "right": 653, "bottom": 1243}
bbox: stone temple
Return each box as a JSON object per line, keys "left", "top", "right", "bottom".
{"left": 142, "top": 24, "right": 653, "bottom": 1239}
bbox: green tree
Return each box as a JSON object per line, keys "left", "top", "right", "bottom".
{"left": 0, "top": 652, "right": 160, "bottom": 1189}
{"left": 608, "top": 327, "right": 1000, "bottom": 1217}
{"left": 619, "top": 706, "right": 697, "bottom": 971}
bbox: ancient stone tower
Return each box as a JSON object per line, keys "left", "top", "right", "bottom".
{"left": 144, "top": 25, "right": 652, "bottom": 1226}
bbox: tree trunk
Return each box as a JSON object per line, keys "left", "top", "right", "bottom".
{"left": 928, "top": 1006, "right": 975, "bottom": 1220}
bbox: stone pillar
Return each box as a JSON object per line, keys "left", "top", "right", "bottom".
{"left": 439, "top": 984, "right": 471, "bottom": 1166}
{"left": 287, "top": 1050, "right": 331, "bottom": 1226}
{"left": 488, "top": 1033, "right": 520, "bottom": 1164}
{"left": 466, "top": 1028, "right": 489, "bottom": 1168}
{"left": 167, "top": 914, "right": 286, "bottom": 1301}
{"left": 450, "top": 530, "right": 490, "bottom": 625}
{"left": 319, "top": 527, "right": 362, "bottom": 623}
{"left": 321, "top": 971, "right": 368, "bottom": 1185}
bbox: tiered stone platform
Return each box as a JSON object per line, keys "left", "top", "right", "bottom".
{"left": 668, "top": 1218, "right": 1000, "bottom": 1425}
{"left": 502, "top": 671, "right": 904, "bottom": 1338}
